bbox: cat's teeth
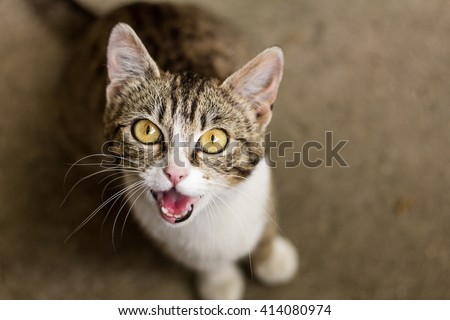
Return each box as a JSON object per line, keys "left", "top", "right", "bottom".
{"left": 161, "top": 207, "right": 169, "bottom": 214}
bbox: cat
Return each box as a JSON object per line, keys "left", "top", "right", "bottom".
{"left": 58, "top": 2, "right": 298, "bottom": 299}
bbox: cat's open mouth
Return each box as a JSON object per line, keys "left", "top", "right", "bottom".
{"left": 151, "top": 188, "right": 197, "bottom": 224}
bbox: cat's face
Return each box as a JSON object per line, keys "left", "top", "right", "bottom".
{"left": 104, "top": 23, "right": 283, "bottom": 226}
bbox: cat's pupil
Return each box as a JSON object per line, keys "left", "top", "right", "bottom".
{"left": 146, "top": 126, "right": 150, "bottom": 135}
{"left": 211, "top": 134, "right": 216, "bottom": 143}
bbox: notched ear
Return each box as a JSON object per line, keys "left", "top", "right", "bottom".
{"left": 107, "top": 23, "right": 160, "bottom": 82}
{"left": 221, "top": 46, "right": 284, "bottom": 127}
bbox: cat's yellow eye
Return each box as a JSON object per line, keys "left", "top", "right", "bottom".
{"left": 198, "top": 129, "right": 228, "bottom": 154}
{"left": 132, "top": 119, "right": 162, "bottom": 144}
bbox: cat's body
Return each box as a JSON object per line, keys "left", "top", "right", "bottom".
{"left": 59, "top": 1, "right": 298, "bottom": 299}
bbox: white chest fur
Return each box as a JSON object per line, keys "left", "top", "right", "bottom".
{"left": 129, "top": 162, "right": 271, "bottom": 272}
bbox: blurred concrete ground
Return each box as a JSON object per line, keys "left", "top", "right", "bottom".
{"left": 0, "top": 0, "right": 449, "bottom": 299}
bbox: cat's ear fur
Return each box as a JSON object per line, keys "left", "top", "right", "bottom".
{"left": 221, "top": 47, "right": 284, "bottom": 127}
{"left": 107, "top": 23, "right": 160, "bottom": 82}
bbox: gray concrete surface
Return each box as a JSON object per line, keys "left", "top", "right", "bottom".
{"left": 0, "top": 0, "right": 449, "bottom": 299}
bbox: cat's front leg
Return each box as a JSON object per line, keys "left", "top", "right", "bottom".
{"left": 197, "top": 264, "right": 245, "bottom": 300}
{"left": 252, "top": 223, "right": 299, "bottom": 286}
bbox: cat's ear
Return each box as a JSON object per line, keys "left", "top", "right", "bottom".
{"left": 221, "top": 47, "right": 284, "bottom": 127}
{"left": 107, "top": 23, "right": 160, "bottom": 82}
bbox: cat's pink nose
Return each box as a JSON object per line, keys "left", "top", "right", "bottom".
{"left": 163, "top": 166, "right": 188, "bottom": 186}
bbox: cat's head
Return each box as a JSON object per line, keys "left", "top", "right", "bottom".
{"left": 104, "top": 23, "right": 283, "bottom": 226}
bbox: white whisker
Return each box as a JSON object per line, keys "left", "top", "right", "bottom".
{"left": 208, "top": 180, "right": 281, "bottom": 233}
{"left": 101, "top": 173, "right": 140, "bottom": 201}
{"left": 63, "top": 153, "right": 139, "bottom": 187}
{"left": 222, "top": 173, "right": 277, "bottom": 217}
{"left": 112, "top": 182, "right": 147, "bottom": 251}
{"left": 64, "top": 180, "right": 145, "bottom": 243}
{"left": 100, "top": 175, "right": 141, "bottom": 237}
{"left": 61, "top": 168, "right": 123, "bottom": 208}
{"left": 120, "top": 186, "right": 148, "bottom": 239}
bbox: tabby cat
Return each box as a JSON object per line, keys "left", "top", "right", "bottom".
{"left": 61, "top": 2, "right": 298, "bottom": 299}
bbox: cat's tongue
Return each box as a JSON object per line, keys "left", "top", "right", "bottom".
{"left": 159, "top": 188, "right": 193, "bottom": 224}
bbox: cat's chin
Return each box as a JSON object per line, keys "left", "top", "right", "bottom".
{"left": 150, "top": 188, "right": 200, "bottom": 225}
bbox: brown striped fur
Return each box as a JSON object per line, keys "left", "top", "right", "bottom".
{"left": 61, "top": 3, "right": 250, "bottom": 156}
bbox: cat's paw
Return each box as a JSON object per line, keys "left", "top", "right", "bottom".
{"left": 197, "top": 264, "right": 244, "bottom": 299}
{"left": 254, "top": 235, "right": 298, "bottom": 286}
